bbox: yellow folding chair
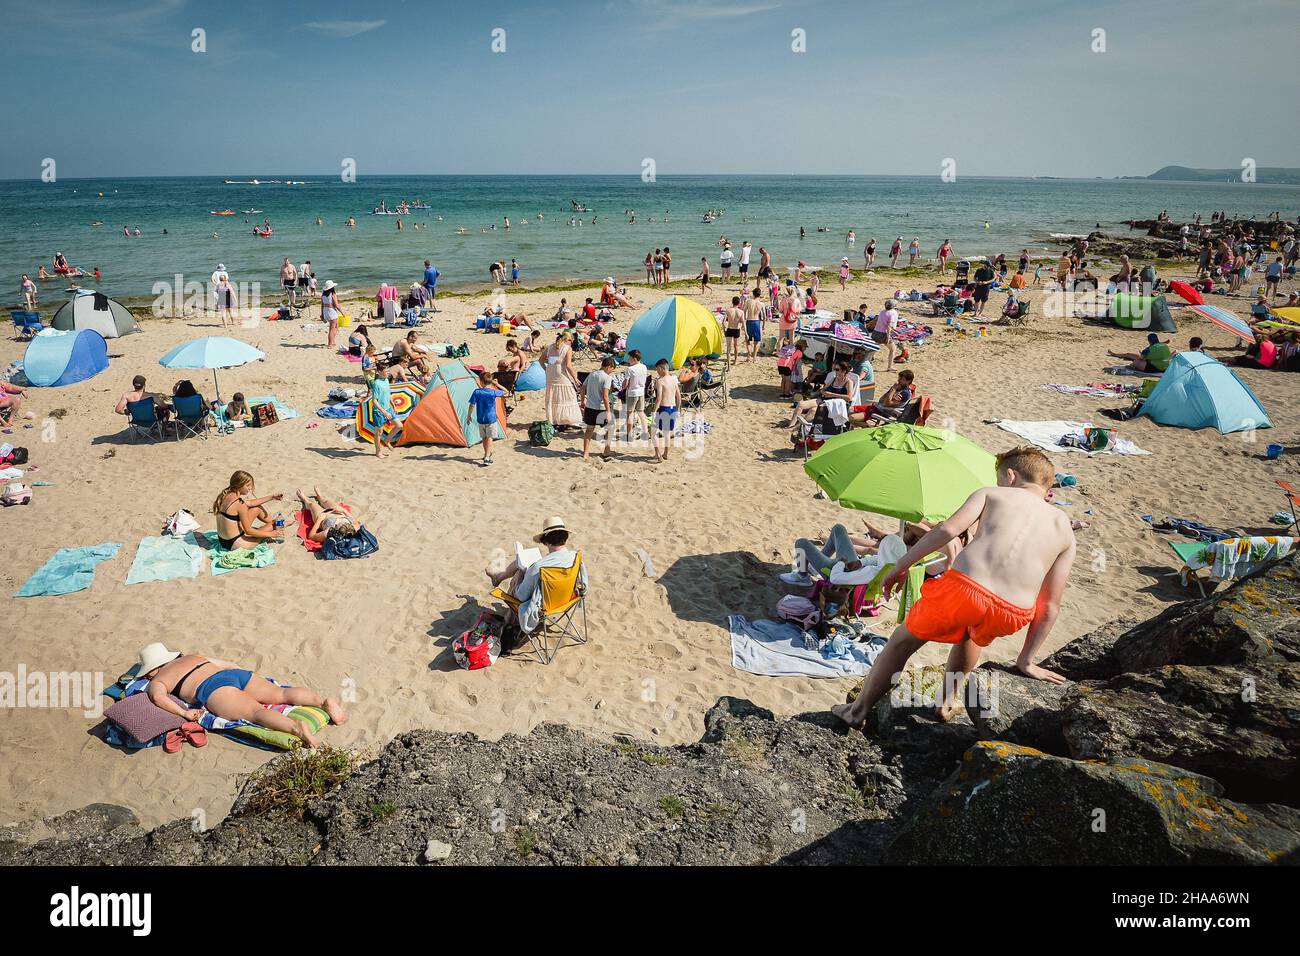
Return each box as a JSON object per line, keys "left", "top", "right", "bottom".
{"left": 490, "top": 553, "right": 588, "bottom": 664}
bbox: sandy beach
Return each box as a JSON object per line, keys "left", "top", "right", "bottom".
{"left": 1, "top": 265, "right": 1294, "bottom": 830}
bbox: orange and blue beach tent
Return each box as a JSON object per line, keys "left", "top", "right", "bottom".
{"left": 398, "top": 360, "right": 506, "bottom": 448}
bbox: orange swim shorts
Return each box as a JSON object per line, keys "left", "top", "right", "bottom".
{"left": 903, "top": 569, "right": 1035, "bottom": 647}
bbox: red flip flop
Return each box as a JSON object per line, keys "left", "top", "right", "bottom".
{"left": 180, "top": 721, "right": 208, "bottom": 748}
{"left": 163, "top": 729, "right": 185, "bottom": 754}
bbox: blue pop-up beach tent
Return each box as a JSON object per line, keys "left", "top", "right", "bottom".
{"left": 23, "top": 329, "right": 109, "bottom": 387}
{"left": 1137, "top": 351, "right": 1271, "bottom": 434}
{"left": 515, "top": 360, "right": 545, "bottom": 392}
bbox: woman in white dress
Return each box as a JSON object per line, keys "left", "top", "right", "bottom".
{"left": 543, "top": 332, "right": 582, "bottom": 429}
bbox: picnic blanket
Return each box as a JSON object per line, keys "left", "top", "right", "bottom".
{"left": 125, "top": 535, "right": 206, "bottom": 585}
{"left": 17, "top": 543, "right": 121, "bottom": 597}
{"left": 199, "top": 532, "right": 277, "bottom": 575}
{"left": 991, "top": 419, "right": 1151, "bottom": 456}
{"left": 728, "top": 614, "right": 885, "bottom": 678}
{"left": 246, "top": 394, "right": 299, "bottom": 420}
{"left": 1041, "top": 383, "right": 1134, "bottom": 398}
{"left": 296, "top": 504, "right": 352, "bottom": 552}
{"left": 893, "top": 321, "right": 933, "bottom": 342}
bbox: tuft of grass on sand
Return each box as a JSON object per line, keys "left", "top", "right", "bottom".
{"left": 240, "top": 746, "right": 358, "bottom": 820}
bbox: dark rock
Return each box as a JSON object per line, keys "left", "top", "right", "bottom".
{"left": 9, "top": 703, "right": 920, "bottom": 867}
{"left": 964, "top": 663, "right": 1071, "bottom": 754}
{"left": 1044, "top": 555, "right": 1300, "bottom": 681}
{"left": 1062, "top": 664, "right": 1300, "bottom": 806}
{"left": 1041, "top": 617, "right": 1140, "bottom": 680}
{"left": 0, "top": 803, "right": 140, "bottom": 862}
{"left": 871, "top": 664, "right": 982, "bottom": 771}
{"left": 883, "top": 741, "right": 1300, "bottom": 865}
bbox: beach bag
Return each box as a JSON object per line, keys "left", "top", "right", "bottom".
{"left": 250, "top": 402, "right": 279, "bottom": 428}
{"left": 529, "top": 421, "right": 555, "bottom": 447}
{"left": 1, "top": 483, "right": 31, "bottom": 506}
{"left": 776, "top": 595, "right": 820, "bottom": 629}
{"left": 403, "top": 308, "right": 420, "bottom": 327}
{"left": 6, "top": 446, "right": 28, "bottom": 465}
{"left": 452, "top": 613, "right": 503, "bottom": 670}
{"left": 1083, "top": 426, "right": 1117, "bottom": 451}
{"left": 164, "top": 509, "right": 199, "bottom": 537}
{"left": 321, "top": 526, "right": 379, "bottom": 560}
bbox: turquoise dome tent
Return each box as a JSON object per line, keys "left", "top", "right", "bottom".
{"left": 23, "top": 329, "right": 109, "bottom": 387}
{"left": 1137, "top": 351, "right": 1270, "bottom": 434}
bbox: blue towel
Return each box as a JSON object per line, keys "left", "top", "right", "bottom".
{"left": 17, "top": 543, "right": 121, "bottom": 597}
{"left": 247, "top": 394, "right": 298, "bottom": 420}
{"left": 316, "top": 402, "right": 359, "bottom": 419}
{"left": 125, "top": 535, "right": 206, "bottom": 585}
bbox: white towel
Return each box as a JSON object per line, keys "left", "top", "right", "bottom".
{"left": 825, "top": 398, "right": 849, "bottom": 427}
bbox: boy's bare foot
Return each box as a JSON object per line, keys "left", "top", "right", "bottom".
{"left": 830, "top": 701, "right": 867, "bottom": 730}
{"left": 936, "top": 697, "right": 965, "bottom": 722}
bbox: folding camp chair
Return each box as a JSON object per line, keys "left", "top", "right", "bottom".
{"left": 490, "top": 553, "right": 588, "bottom": 664}
{"left": 126, "top": 398, "right": 168, "bottom": 442}
{"left": 696, "top": 364, "right": 729, "bottom": 411}
{"left": 172, "top": 393, "right": 213, "bottom": 439}
{"left": 1278, "top": 481, "right": 1300, "bottom": 534}
{"left": 11, "top": 310, "right": 43, "bottom": 339}
{"left": 679, "top": 375, "right": 703, "bottom": 412}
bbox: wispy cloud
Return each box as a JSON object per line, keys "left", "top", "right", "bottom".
{"left": 303, "top": 19, "right": 386, "bottom": 38}
{"left": 613, "top": 0, "right": 784, "bottom": 32}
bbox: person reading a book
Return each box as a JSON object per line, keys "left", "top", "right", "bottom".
{"left": 484, "top": 516, "right": 586, "bottom": 633}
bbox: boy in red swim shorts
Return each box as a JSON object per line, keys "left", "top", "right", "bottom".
{"left": 832, "top": 446, "right": 1076, "bottom": 727}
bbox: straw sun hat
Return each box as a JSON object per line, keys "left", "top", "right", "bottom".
{"left": 137, "top": 642, "right": 181, "bottom": 675}
{"left": 533, "top": 516, "right": 570, "bottom": 542}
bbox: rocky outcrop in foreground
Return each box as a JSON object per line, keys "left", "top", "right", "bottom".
{"left": 5, "top": 556, "right": 1298, "bottom": 865}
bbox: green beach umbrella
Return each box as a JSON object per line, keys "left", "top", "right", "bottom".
{"left": 803, "top": 424, "right": 996, "bottom": 523}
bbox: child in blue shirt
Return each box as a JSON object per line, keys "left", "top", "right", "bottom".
{"left": 470, "top": 371, "right": 506, "bottom": 466}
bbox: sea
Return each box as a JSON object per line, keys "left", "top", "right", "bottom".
{"left": 3, "top": 174, "right": 1297, "bottom": 308}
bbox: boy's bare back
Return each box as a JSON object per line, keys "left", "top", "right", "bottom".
{"left": 951, "top": 486, "right": 1075, "bottom": 608}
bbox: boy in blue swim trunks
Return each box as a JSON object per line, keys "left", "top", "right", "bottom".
{"left": 470, "top": 370, "right": 506, "bottom": 466}
{"left": 651, "top": 358, "right": 680, "bottom": 462}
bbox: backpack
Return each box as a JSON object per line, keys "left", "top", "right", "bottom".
{"left": 6, "top": 447, "right": 28, "bottom": 465}
{"left": 321, "top": 526, "right": 379, "bottom": 560}
{"left": 528, "top": 421, "right": 555, "bottom": 447}
{"left": 250, "top": 402, "right": 279, "bottom": 428}
{"left": 775, "top": 595, "right": 820, "bottom": 629}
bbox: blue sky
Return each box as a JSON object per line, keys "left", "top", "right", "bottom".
{"left": 1, "top": 0, "right": 1296, "bottom": 179}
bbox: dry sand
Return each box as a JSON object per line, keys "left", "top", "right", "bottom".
{"left": 1, "top": 267, "right": 1294, "bottom": 829}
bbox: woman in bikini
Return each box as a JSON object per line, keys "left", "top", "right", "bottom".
{"left": 296, "top": 486, "right": 359, "bottom": 544}
{"left": 213, "top": 470, "right": 285, "bottom": 550}
{"left": 137, "top": 643, "right": 347, "bottom": 748}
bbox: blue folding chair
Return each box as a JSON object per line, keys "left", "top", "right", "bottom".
{"left": 11, "top": 311, "right": 43, "bottom": 339}
{"left": 126, "top": 398, "right": 168, "bottom": 442}
{"left": 172, "top": 393, "right": 213, "bottom": 439}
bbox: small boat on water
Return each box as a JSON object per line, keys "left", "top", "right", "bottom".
{"left": 242, "top": 209, "right": 261, "bottom": 214}
{"left": 210, "top": 210, "right": 236, "bottom": 216}
{"left": 224, "top": 179, "right": 260, "bottom": 185}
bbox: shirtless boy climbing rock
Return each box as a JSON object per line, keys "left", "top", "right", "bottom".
{"left": 831, "top": 445, "right": 1076, "bottom": 728}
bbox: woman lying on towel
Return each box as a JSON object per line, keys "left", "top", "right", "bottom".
{"left": 137, "top": 642, "right": 346, "bottom": 748}
{"left": 213, "top": 470, "right": 285, "bottom": 550}
{"left": 296, "top": 486, "right": 360, "bottom": 544}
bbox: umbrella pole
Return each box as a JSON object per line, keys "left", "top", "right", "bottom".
{"left": 213, "top": 369, "right": 221, "bottom": 404}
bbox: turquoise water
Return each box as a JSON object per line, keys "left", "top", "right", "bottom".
{"left": 3, "top": 174, "right": 1297, "bottom": 304}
